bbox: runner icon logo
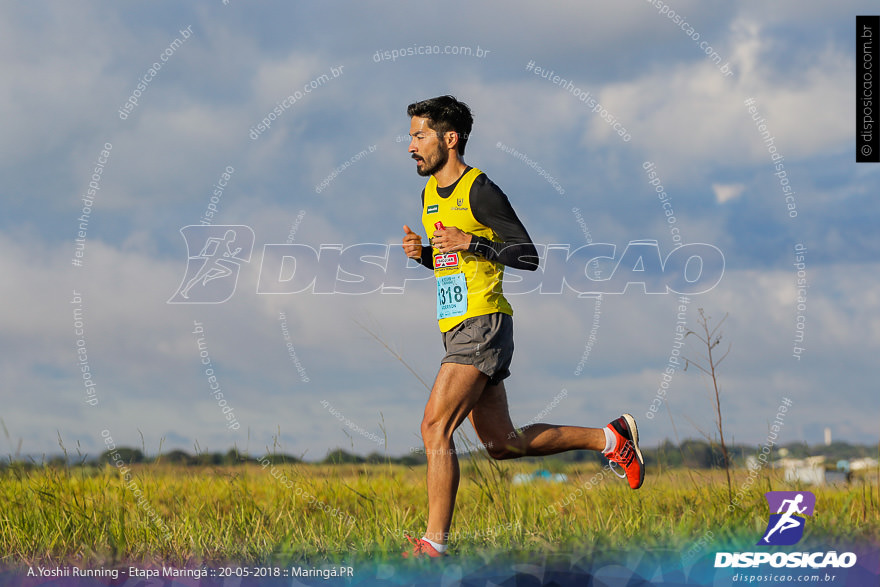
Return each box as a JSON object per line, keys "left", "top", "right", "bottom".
{"left": 168, "top": 225, "right": 255, "bottom": 304}
{"left": 759, "top": 491, "right": 815, "bottom": 546}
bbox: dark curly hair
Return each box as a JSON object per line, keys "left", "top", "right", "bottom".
{"left": 406, "top": 95, "right": 473, "bottom": 155}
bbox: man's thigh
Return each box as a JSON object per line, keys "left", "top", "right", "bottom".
{"left": 423, "top": 362, "right": 488, "bottom": 438}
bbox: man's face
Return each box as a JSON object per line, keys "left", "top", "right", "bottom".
{"left": 409, "top": 116, "right": 448, "bottom": 177}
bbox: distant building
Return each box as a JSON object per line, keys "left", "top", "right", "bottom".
{"left": 850, "top": 457, "right": 879, "bottom": 472}
{"left": 774, "top": 456, "right": 827, "bottom": 485}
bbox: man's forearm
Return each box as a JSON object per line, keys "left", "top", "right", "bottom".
{"left": 416, "top": 238, "right": 540, "bottom": 271}
{"left": 418, "top": 245, "right": 433, "bottom": 269}
{"left": 468, "top": 236, "right": 539, "bottom": 271}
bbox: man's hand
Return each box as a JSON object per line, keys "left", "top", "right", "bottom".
{"left": 431, "top": 225, "right": 472, "bottom": 254}
{"left": 402, "top": 225, "right": 423, "bottom": 259}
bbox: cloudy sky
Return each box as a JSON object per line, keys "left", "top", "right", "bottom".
{"left": 2, "top": 1, "right": 877, "bottom": 461}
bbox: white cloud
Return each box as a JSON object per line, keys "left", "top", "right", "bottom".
{"left": 599, "top": 16, "right": 852, "bottom": 185}
{"left": 712, "top": 183, "right": 745, "bottom": 204}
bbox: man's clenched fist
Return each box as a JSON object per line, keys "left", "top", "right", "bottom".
{"left": 402, "top": 225, "right": 423, "bottom": 259}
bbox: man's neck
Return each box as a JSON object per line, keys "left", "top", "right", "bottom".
{"left": 432, "top": 156, "right": 468, "bottom": 188}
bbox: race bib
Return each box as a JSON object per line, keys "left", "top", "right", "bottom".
{"left": 436, "top": 273, "right": 467, "bottom": 320}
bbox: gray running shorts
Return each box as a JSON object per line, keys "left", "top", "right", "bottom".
{"left": 440, "top": 312, "right": 513, "bottom": 385}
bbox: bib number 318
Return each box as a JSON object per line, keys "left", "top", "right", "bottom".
{"left": 436, "top": 273, "right": 467, "bottom": 320}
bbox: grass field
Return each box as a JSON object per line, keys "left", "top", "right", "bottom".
{"left": 1, "top": 455, "right": 878, "bottom": 570}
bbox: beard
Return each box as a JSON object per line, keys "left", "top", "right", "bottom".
{"left": 413, "top": 145, "right": 449, "bottom": 177}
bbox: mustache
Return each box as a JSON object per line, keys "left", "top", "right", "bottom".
{"left": 411, "top": 154, "right": 423, "bottom": 161}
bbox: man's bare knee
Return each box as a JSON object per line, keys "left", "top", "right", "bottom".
{"left": 421, "top": 415, "right": 454, "bottom": 448}
{"left": 485, "top": 440, "right": 521, "bottom": 460}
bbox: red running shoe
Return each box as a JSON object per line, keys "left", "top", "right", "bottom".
{"left": 604, "top": 413, "right": 645, "bottom": 489}
{"left": 401, "top": 534, "right": 446, "bottom": 558}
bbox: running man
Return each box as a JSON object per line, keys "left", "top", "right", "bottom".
{"left": 180, "top": 229, "right": 243, "bottom": 299}
{"left": 400, "top": 95, "right": 644, "bottom": 558}
{"left": 762, "top": 493, "right": 807, "bottom": 544}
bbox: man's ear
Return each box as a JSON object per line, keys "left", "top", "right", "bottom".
{"left": 445, "top": 131, "right": 459, "bottom": 151}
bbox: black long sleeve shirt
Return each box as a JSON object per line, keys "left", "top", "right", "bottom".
{"left": 418, "top": 168, "right": 539, "bottom": 271}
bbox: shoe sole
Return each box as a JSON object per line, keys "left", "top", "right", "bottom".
{"left": 620, "top": 413, "right": 645, "bottom": 489}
